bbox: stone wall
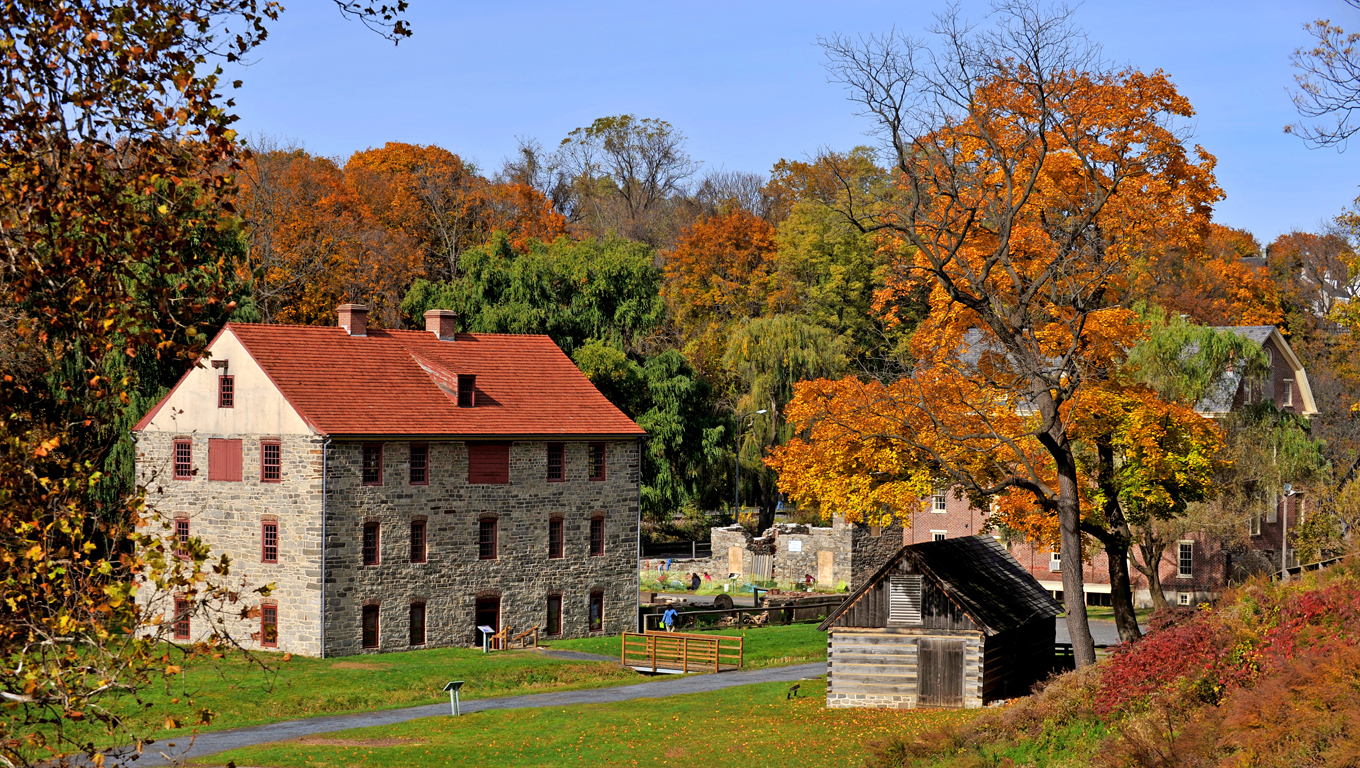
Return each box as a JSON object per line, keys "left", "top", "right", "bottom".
{"left": 322, "top": 439, "right": 640, "bottom": 655}
{"left": 135, "top": 432, "right": 325, "bottom": 656}
{"left": 849, "top": 519, "right": 907, "bottom": 590}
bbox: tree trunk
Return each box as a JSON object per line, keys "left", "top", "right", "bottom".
{"left": 1082, "top": 524, "right": 1143, "bottom": 643}
{"left": 1083, "top": 443, "right": 1142, "bottom": 643}
{"left": 1133, "top": 526, "right": 1171, "bottom": 613}
{"left": 1056, "top": 469, "right": 1097, "bottom": 668}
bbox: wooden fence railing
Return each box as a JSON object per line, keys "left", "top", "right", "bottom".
{"left": 621, "top": 630, "right": 744, "bottom": 674}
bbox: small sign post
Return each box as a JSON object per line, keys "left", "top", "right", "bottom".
{"left": 443, "top": 681, "right": 465, "bottom": 716}
{"left": 477, "top": 625, "right": 495, "bottom": 653}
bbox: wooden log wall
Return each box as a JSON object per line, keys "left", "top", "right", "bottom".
{"left": 827, "top": 628, "right": 984, "bottom": 710}
{"left": 980, "top": 619, "right": 1055, "bottom": 702}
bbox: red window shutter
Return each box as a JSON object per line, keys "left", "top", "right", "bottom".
{"left": 467, "top": 443, "right": 510, "bottom": 484}
{"left": 208, "top": 439, "right": 243, "bottom": 481}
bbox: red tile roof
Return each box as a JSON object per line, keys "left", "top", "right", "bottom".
{"left": 140, "top": 323, "right": 645, "bottom": 438}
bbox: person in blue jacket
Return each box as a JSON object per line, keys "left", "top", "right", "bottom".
{"left": 661, "top": 606, "right": 678, "bottom": 632}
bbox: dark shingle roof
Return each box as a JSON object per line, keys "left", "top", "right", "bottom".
{"left": 818, "top": 535, "right": 1060, "bottom": 635}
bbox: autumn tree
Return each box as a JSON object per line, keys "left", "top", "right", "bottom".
{"left": 771, "top": 4, "right": 1220, "bottom": 667}
{"left": 1133, "top": 224, "right": 1283, "bottom": 328}
{"left": 662, "top": 208, "right": 779, "bottom": 380}
{"left": 0, "top": 2, "right": 408, "bottom": 764}
{"left": 556, "top": 115, "right": 700, "bottom": 245}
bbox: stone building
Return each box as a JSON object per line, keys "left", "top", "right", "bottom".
{"left": 134, "top": 305, "right": 644, "bottom": 656}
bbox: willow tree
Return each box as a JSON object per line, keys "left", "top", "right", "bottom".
{"left": 771, "top": 2, "right": 1219, "bottom": 668}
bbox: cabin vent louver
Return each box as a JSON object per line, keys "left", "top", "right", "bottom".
{"left": 888, "top": 575, "right": 924, "bottom": 626}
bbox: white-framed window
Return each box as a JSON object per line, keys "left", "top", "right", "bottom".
{"left": 1267, "top": 496, "right": 1279, "bottom": 524}
{"left": 1049, "top": 550, "right": 1061, "bottom": 572}
{"left": 1178, "top": 541, "right": 1194, "bottom": 579}
{"left": 931, "top": 490, "right": 947, "bottom": 513}
{"left": 1178, "top": 592, "right": 1191, "bottom": 606}
{"left": 1281, "top": 378, "right": 1294, "bottom": 407}
{"left": 1250, "top": 515, "right": 1261, "bottom": 536}
{"left": 931, "top": 530, "right": 946, "bottom": 542}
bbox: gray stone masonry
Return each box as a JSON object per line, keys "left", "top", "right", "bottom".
{"left": 135, "top": 433, "right": 325, "bottom": 655}
{"left": 136, "top": 435, "right": 640, "bottom": 657}
{"left": 323, "top": 439, "right": 639, "bottom": 656}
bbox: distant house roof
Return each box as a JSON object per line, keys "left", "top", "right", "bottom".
{"left": 1198, "top": 325, "right": 1318, "bottom": 417}
{"left": 818, "top": 535, "right": 1061, "bottom": 635}
{"left": 134, "top": 323, "right": 645, "bottom": 439}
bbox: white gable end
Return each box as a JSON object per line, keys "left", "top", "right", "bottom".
{"left": 135, "top": 327, "right": 314, "bottom": 435}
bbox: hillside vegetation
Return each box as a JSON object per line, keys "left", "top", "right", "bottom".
{"left": 871, "top": 557, "right": 1360, "bottom": 768}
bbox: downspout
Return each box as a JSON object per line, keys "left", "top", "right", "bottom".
{"left": 636, "top": 437, "right": 644, "bottom": 633}
{"left": 320, "top": 436, "right": 332, "bottom": 657}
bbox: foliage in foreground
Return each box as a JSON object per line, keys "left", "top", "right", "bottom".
{"left": 868, "top": 558, "right": 1360, "bottom": 768}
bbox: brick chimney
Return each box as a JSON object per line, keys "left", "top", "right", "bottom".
{"left": 424, "top": 309, "right": 458, "bottom": 341}
{"left": 337, "top": 304, "right": 369, "bottom": 337}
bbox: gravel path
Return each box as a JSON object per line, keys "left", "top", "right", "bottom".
{"left": 114, "top": 661, "right": 826, "bottom": 767}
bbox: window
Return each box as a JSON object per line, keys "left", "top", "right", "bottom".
{"left": 546, "top": 443, "right": 564, "bottom": 481}
{"left": 547, "top": 595, "right": 562, "bottom": 635}
{"left": 409, "top": 443, "right": 428, "bottom": 485}
{"left": 1281, "top": 378, "right": 1294, "bottom": 407}
{"left": 362, "top": 444, "right": 383, "bottom": 486}
{"left": 410, "top": 519, "right": 427, "bottom": 563}
{"left": 887, "top": 575, "right": 924, "bottom": 626}
{"left": 1178, "top": 592, "right": 1191, "bottom": 606}
{"left": 468, "top": 443, "right": 510, "bottom": 484}
{"left": 409, "top": 603, "right": 426, "bottom": 646}
{"left": 218, "top": 375, "right": 234, "bottom": 408}
{"left": 362, "top": 605, "right": 379, "bottom": 649}
{"left": 208, "top": 438, "right": 243, "bottom": 481}
{"left": 479, "top": 518, "right": 498, "bottom": 560}
{"left": 931, "top": 491, "right": 947, "bottom": 512}
{"left": 589, "top": 516, "right": 605, "bottom": 557}
{"left": 260, "top": 441, "right": 281, "bottom": 482}
{"left": 931, "top": 530, "right": 947, "bottom": 542}
{"left": 261, "top": 521, "right": 278, "bottom": 564}
{"left": 1268, "top": 496, "right": 1280, "bottom": 523}
{"left": 588, "top": 591, "right": 603, "bottom": 632}
{"left": 1250, "top": 515, "right": 1262, "bottom": 536}
{"left": 1178, "top": 541, "right": 1194, "bottom": 579}
{"left": 457, "top": 374, "right": 476, "bottom": 407}
{"left": 173, "top": 598, "right": 190, "bottom": 640}
{"left": 1049, "top": 550, "right": 1061, "bottom": 572}
{"left": 588, "top": 443, "right": 606, "bottom": 481}
{"left": 175, "top": 518, "right": 190, "bottom": 559}
{"left": 261, "top": 603, "right": 278, "bottom": 648}
{"left": 548, "top": 518, "right": 564, "bottom": 559}
{"left": 362, "top": 521, "right": 380, "bottom": 566}
{"left": 173, "top": 439, "right": 193, "bottom": 480}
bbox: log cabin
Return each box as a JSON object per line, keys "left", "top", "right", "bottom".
{"left": 819, "top": 535, "right": 1060, "bottom": 709}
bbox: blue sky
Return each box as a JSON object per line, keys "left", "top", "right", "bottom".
{"left": 230, "top": 0, "right": 1359, "bottom": 244}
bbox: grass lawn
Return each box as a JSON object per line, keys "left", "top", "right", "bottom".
{"left": 546, "top": 622, "right": 828, "bottom": 669}
{"left": 1076, "top": 606, "right": 1155, "bottom": 624}
{"left": 199, "top": 678, "right": 978, "bottom": 768}
{"left": 64, "top": 644, "right": 637, "bottom": 751}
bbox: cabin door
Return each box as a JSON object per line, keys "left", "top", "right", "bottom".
{"left": 917, "top": 638, "right": 965, "bottom": 707}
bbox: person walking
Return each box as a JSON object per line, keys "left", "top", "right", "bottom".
{"left": 661, "top": 606, "right": 679, "bottom": 632}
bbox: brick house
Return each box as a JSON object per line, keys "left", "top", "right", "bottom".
{"left": 134, "top": 304, "right": 644, "bottom": 656}
{"left": 906, "top": 325, "right": 1318, "bottom": 608}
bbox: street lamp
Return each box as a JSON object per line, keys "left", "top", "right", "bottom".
{"left": 1281, "top": 483, "right": 1296, "bottom": 581}
{"left": 735, "top": 409, "right": 768, "bottom": 518}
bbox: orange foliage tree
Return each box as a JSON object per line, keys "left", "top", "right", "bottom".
{"left": 1135, "top": 223, "right": 1283, "bottom": 327}
{"left": 662, "top": 208, "right": 778, "bottom": 379}
{"left": 237, "top": 141, "right": 565, "bottom": 328}
{"left": 773, "top": 6, "right": 1221, "bottom": 667}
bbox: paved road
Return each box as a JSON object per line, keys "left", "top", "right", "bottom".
{"left": 1057, "top": 618, "right": 1144, "bottom": 646}
{"left": 646, "top": 591, "right": 758, "bottom": 606}
{"left": 114, "top": 661, "right": 826, "bottom": 767}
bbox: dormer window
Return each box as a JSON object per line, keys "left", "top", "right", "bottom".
{"left": 457, "top": 375, "right": 476, "bottom": 407}
{"left": 218, "top": 375, "right": 234, "bottom": 408}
